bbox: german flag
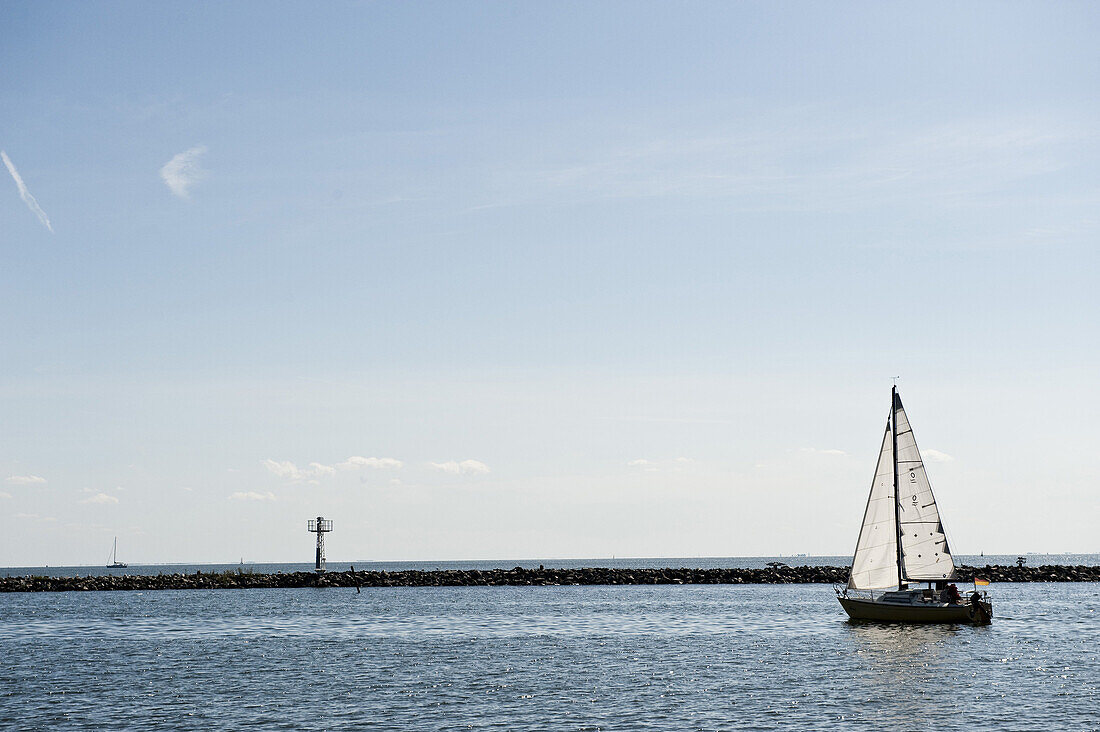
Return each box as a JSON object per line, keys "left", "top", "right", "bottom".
{"left": 974, "top": 578, "right": 990, "bottom": 586}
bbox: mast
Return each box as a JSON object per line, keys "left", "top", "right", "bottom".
{"left": 891, "top": 386, "right": 906, "bottom": 589}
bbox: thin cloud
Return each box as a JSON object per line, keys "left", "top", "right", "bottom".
{"left": 262, "top": 459, "right": 335, "bottom": 483}
{"left": 1, "top": 151, "right": 53, "bottom": 232}
{"left": 308, "top": 462, "right": 335, "bottom": 477}
{"left": 801, "top": 448, "right": 848, "bottom": 457}
{"left": 0, "top": 491, "right": 11, "bottom": 499}
{"left": 467, "top": 111, "right": 1091, "bottom": 225}
{"left": 6, "top": 474, "right": 47, "bottom": 485}
{"left": 160, "top": 144, "right": 207, "bottom": 198}
{"left": 338, "top": 456, "right": 404, "bottom": 470}
{"left": 229, "top": 491, "right": 276, "bottom": 501}
{"left": 80, "top": 492, "right": 119, "bottom": 505}
{"left": 430, "top": 460, "right": 490, "bottom": 475}
{"left": 603, "top": 416, "right": 738, "bottom": 425}
{"left": 262, "top": 459, "right": 298, "bottom": 479}
{"left": 628, "top": 457, "right": 695, "bottom": 472}
{"left": 923, "top": 449, "right": 955, "bottom": 463}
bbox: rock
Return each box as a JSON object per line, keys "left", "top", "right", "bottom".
{"left": 3, "top": 564, "right": 1097, "bottom": 592}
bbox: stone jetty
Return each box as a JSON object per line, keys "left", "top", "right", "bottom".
{"left": 2, "top": 564, "right": 1098, "bottom": 592}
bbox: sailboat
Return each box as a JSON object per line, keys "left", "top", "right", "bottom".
{"left": 836, "top": 387, "right": 992, "bottom": 624}
{"left": 107, "top": 536, "right": 127, "bottom": 568}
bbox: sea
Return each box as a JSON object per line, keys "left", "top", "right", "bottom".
{"left": 2, "top": 556, "right": 1098, "bottom": 730}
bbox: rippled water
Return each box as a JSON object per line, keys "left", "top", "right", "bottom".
{"left": 2, "top": 583, "right": 1097, "bottom": 730}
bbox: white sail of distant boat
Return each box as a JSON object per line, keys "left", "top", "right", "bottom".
{"left": 848, "top": 390, "right": 955, "bottom": 590}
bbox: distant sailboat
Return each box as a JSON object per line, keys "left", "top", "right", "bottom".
{"left": 836, "top": 387, "right": 992, "bottom": 624}
{"left": 107, "top": 537, "right": 127, "bottom": 568}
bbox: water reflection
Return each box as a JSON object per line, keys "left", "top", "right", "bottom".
{"left": 843, "top": 621, "right": 985, "bottom": 724}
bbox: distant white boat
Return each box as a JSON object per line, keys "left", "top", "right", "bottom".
{"left": 107, "top": 536, "right": 127, "bottom": 568}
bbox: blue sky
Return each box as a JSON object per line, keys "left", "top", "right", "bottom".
{"left": 2, "top": 2, "right": 1098, "bottom": 565}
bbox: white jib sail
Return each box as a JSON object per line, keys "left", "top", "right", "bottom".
{"left": 848, "top": 422, "right": 900, "bottom": 590}
{"left": 893, "top": 394, "right": 956, "bottom": 582}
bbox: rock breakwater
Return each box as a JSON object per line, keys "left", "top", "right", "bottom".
{"left": 3, "top": 564, "right": 1099, "bottom": 592}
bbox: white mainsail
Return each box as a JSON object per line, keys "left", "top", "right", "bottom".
{"left": 847, "top": 421, "right": 900, "bottom": 590}
{"left": 893, "top": 394, "right": 956, "bottom": 581}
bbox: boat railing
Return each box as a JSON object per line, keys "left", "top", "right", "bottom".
{"left": 834, "top": 585, "right": 878, "bottom": 600}
{"left": 835, "top": 586, "right": 991, "bottom": 603}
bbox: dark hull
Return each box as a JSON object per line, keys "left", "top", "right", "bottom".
{"left": 839, "top": 596, "right": 992, "bottom": 624}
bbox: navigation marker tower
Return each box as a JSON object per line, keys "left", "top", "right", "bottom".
{"left": 307, "top": 516, "right": 333, "bottom": 573}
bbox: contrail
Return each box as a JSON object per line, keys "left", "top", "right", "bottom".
{"left": 1, "top": 150, "right": 53, "bottom": 232}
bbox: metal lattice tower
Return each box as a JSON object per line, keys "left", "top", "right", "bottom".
{"left": 307, "top": 516, "right": 333, "bottom": 573}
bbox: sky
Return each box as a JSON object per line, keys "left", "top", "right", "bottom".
{"left": 2, "top": 1, "right": 1098, "bottom": 566}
